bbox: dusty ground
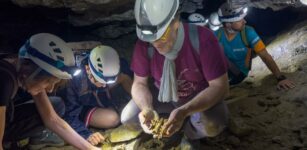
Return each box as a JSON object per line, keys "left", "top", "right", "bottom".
{"left": 29, "top": 60, "right": 307, "bottom": 150}
{"left": 200, "top": 67, "right": 307, "bottom": 150}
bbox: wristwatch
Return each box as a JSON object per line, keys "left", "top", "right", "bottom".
{"left": 276, "top": 75, "right": 287, "bottom": 82}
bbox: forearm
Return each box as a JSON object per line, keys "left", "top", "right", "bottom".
{"left": 131, "top": 81, "right": 153, "bottom": 111}
{"left": 44, "top": 117, "right": 93, "bottom": 150}
{"left": 64, "top": 113, "right": 92, "bottom": 139}
{"left": 259, "top": 51, "right": 282, "bottom": 78}
{"left": 0, "top": 107, "right": 6, "bottom": 150}
{"left": 178, "top": 74, "right": 229, "bottom": 117}
{"left": 44, "top": 117, "right": 92, "bottom": 150}
{"left": 33, "top": 92, "right": 93, "bottom": 150}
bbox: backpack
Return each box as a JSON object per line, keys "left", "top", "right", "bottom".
{"left": 217, "top": 26, "right": 256, "bottom": 71}
{"left": 147, "top": 24, "right": 201, "bottom": 59}
{"left": 0, "top": 54, "right": 18, "bottom": 100}
{"left": 0, "top": 54, "right": 19, "bottom": 122}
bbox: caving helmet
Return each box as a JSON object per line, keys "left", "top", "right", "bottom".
{"left": 208, "top": 12, "right": 222, "bottom": 31}
{"left": 88, "top": 45, "right": 120, "bottom": 84}
{"left": 218, "top": 2, "right": 248, "bottom": 23}
{"left": 18, "top": 33, "right": 80, "bottom": 80}
{"left": 187, "top": 13, "right": 208, "bottom": 26}
{"left": 134, "top": 0, "right": 180, "bottom": 42}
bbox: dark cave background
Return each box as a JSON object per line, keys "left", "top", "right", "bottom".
{"left": 0, "top": 0, "right": 305, "bottom": 54}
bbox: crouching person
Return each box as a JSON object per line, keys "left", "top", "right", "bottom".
{"left": 0, "top": 33, "right": 100, "bottom": 150}
{"left": 62, "top": 45, "right": 133, "bottom": 146}
{"left": 121, "top": 0, "right": 229, "bottom": 142}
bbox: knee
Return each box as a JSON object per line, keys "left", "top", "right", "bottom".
{"left": 108, "top": 112, "right": 120, "bottom": 127}
{"left": 120, "top": 100, "right": 140, "bottom": 124}
{"left": 204, "top": 122, "right": 226, "bottom": 137}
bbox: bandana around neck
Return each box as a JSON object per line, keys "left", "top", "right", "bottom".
{"left": 158, "top": 22, "right": 185, "bottom": 103}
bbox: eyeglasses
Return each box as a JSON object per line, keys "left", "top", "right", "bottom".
{"left": 156, "top": 25, "right": 171, "bottom": 42}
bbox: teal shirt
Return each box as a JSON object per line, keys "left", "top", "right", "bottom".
{"left": 214, "top": 26, "right": 261, "bottom": 75}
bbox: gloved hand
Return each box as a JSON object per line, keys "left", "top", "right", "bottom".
{"left": 138, "top": 109, "right": 159, "bottom": 134}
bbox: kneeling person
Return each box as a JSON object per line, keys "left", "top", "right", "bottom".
{"left": 63, "top": 45, "right": 133, "bottom": 146}
{"left": 216, "top": 2, "right": 295, "bottom": 90}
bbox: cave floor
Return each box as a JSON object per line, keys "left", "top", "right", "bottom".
{"left": 17, "top": 62, "right": 307, "bottom": 150}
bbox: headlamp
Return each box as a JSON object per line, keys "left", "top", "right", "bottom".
{"left": 243, "top": 7, "right": 248, "bottom": 14}
{"left": 88, "top": 58, "right": 118, "bottom": 84}
{"left": 65, "top": 67, "right": 82, "bottom": 77}
{"left": 137, "top": 24, "right": 158, "bottom": 35}
{"left": 106, "top": 79, "right": 116, "bottom": 84}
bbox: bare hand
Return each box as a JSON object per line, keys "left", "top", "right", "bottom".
{"left": 138, "top": 109, "right": 158, "bottom": 134}
{"left": 162, "top": 108, "right": 186, "bottom": 137}
{"left": 277, "top": 79, "right": 295, "bottom": 91}
{"left": 90, "top": 146, "right": 101, "bottom": 150}
{"left": 87, "top": 132, "right": 105, "bottom": 146}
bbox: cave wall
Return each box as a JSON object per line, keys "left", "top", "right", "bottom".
{"left": 1, "top": 0, "right": 307, "bottom": 80}
{"left": 247, "top": 21, "right": 307, "bottom": 85}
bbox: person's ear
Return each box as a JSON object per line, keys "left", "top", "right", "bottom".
{"left": 173, "top": 17, "right": 180, "bottom": 30}
{"left": 85, "top": 65, "right": 91, "bottom": 74}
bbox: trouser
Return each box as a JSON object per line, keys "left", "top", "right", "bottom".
{"left": 4, "top": 96, "right": 65, "bottom": 142}
{"left": 120, "top": 89, "right": 229, "bottom": 140}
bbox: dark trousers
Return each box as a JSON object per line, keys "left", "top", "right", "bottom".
{"left": 228, "top": 71, "right": 247, "bottom": 85}
{"left": 4, "top": 97, "right": 65, "bottom": 142}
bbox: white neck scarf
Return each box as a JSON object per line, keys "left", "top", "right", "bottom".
{"left": 158, "top": 23, "right": 185, "bottom": 103}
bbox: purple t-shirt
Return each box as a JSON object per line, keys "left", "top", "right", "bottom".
{"left": 131, "top": 23, "right": 228, "bottom": 103}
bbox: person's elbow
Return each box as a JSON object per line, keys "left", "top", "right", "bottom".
{"left": 132, "top": 74, "right": 148, "bottom": 91}
{"left": 209, "top": 73, "right": 229, "bottom": 99}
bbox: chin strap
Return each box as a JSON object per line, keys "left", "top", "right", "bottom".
{"left": 226, "top": 28, "right": 238, "bottom": 34}
{"left": 25, "top": 67, "right": 42, "bottom": 83}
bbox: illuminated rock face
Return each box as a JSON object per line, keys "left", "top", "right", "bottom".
{"left": 247, "top": 21, "right": 307, "bottom": 85}
{"left": 228, "top": 0, "right": 307, "bottom": 11}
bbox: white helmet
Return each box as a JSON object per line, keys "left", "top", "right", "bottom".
{"left": 187, "top": 13, "right": 208, "bottom": 26}
{"left": 18, "top": 33, "right": 79, "bottom": 79}
{"left": 208, "top": 12, "right": 222, "bottom": 31}
{"left": 218, "top": 2, "right": 248, "bottom": 23}
{"left": 134, "top": 0, "right": 179, "bottom": 42}
{"left": 88, "top": 45, "right": 120, "bottom": 84}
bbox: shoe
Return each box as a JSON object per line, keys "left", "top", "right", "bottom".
{"left": 28, "top": 129, "right": 65, "bottom": 150}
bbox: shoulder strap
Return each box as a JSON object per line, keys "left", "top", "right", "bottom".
{"left": 240, "top": 26, "right": 249, "bottom": 48}
{"left": 188, "top": 24, "right": 200, "bottom": 54}
{"left": 147, "top": 44, "right": 154, "bottom": 59}
{"left": 217, "top": 28, "right": 223, "bottom": 41}
{"left": 0, "top": 59, "right": 18, "bottom": 99}
{"left": 147, "top": 24, "right": 201, "bottom": 59}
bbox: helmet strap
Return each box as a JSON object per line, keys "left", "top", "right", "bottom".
{"left": 225, "top": 23, "right": 238, "bottom": 34}
{"left": 25, "top": 67, "right": 42, "bottom": 83}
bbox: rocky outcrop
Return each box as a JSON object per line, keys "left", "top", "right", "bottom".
{"left": 229, "top": 0, "right": 307, "bottom": 11}
{"left": 10, "top": 0, "right": 206, "bottom": 26}
{"left": 11, "top": 0, "right": 136, "bottom": 26}
{"left": 246, "top": 20, "right": 307, "bottom": 85}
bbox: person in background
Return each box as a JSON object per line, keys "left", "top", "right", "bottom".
{"left": 187, "top": 12, "right": 208, "bottom": 27}
{"left": 187, "top": 12, "right": 222, "bottom": 31}
{"left": 215, "top": 2, "right": 295, "bottom": 90}
{"left": 0, "top": 33, "right": 100, "bottom": 150}
{"left": 63, "top": 45, "right": 133, "bottom": 146}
